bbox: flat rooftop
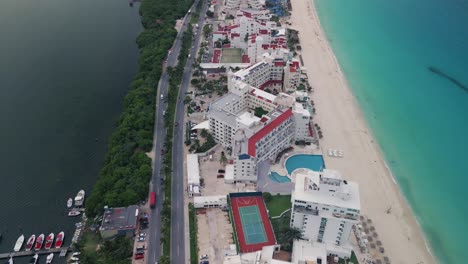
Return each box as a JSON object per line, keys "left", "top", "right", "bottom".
{"left": 100, "top": 205, "right": 138, "bottom": 231}
{"left": 209, "top": 92, "right": 242, "bottom": 127}
{"left": 293, "top": 169, "right": 360, "bottom": 211}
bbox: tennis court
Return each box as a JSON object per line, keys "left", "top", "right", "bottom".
{"left": 229, "top": 192, "right": 277, "bottom": 253}
{"left": 239, "top": 205, "right": 267, "bottom": 244}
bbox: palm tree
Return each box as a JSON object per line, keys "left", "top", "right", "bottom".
{"left": 219, "top": 153, "right": 228, "bottom": 166}
{"left": 279, "top": 226, "right": 303, "bottom": 246}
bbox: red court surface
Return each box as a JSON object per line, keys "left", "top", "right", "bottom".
{"left": 229, "top": 192, "right": 276, "bottom": 253}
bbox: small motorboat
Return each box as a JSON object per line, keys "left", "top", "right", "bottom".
{"left": 74, "top": 190, "right": 85, "bottom": 207}
{"left": 34, "top": 234, "right": 44, "bottom": 250}
{"left": 13, "top": 234, "right": 24, "bottom": 252}
{"left": 28, "top": 254, "right": 38, "bottom": 264}
{"left": 25, "top": 234, "right": 36, "bottom": 251}
{"left": 67, "top": 198, "right": 73, "bottom": 208}
{"left": 44, "top": 233, "right": 54, "bottom": 250}
{"left": 68, "top": 210, "right": 81, "bottom": 217}
{"left": 72, "top": 252, "right": 81, "bottom": 256}
{"left": 6, "top": 256, "right": 13, "bottom": 264}
{"left": 70, "top": 257, "right": 79, "bottom": 262}
{"left": 55, "top": 232, "right": 64, "bottom": 248}
{"left": 46, "top": 253, "right": 54, "bottom": 264}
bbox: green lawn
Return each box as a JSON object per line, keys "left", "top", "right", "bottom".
{"left": 81, "top": 231, "right": 100, "bottom": 253}
{"left": 189, "top": 203, "right": 198, "bottom": 264}
{"left": 265, "top": 195, "right": 291, "bottom": 217}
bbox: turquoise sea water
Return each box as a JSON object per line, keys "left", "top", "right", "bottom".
{"left": 313, "top": 0, "right": 468, "bottom": 262}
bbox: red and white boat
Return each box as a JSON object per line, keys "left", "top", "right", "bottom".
{"left": 55, "top": 231, "right": 64, "bottom": 248}
{"left": 34, "top": 234, "right": 44, "bottom": 250}
{"left": 25, "top": 234, "right": 36, "bottom": 251}
{"left": 44, "top": 233, "right": 54, "bottom": 250}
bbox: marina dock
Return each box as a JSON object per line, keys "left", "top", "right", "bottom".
{"left": 0, "top": 247, "right": 70, "bottom": 259}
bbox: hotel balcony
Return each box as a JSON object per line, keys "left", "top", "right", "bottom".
{"left": 293, "top": 205, "right": 319, "bottom": 216}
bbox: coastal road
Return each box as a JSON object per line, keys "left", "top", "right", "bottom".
{"left": 146, "top": 3, "right": 199, "bottom": 264}
{"left": 171, "top": 0, "right": 208, "bottom": 263}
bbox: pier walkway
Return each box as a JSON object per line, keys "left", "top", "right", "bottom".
{"left": 0, "top": 247, "right": 70, "bottom": 259}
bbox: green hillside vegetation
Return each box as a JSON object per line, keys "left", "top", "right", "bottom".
{"left": 86, "top": 0, "right": 192, "bottom": 217}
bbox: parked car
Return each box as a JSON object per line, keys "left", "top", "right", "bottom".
{"left": 139, "top": 232, "right": 147, "bottom": 237}
{"left": 138, "top": 236, "right": 146, "bottom": 242}
{"left": 136, "top": 245, "right": 146, "bottom": 251}
{"left": 134, "top": 253, "right": 144, "bottom": 260}
{"left": 218, "top": 169, "right": 225, "bottom": 173}
{"left": 200, "top": 254, "right": 208, "bottom": 260}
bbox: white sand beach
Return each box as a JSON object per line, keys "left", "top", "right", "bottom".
{"left": 289, "top": 0, "right": 436, "bottom": 263}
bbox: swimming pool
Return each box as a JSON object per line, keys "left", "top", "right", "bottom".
{"left": 269, "top": 171, "right": 291, "bottom": 183}
{"left": 285, "top": 154, "right": 325, "bottom": 174}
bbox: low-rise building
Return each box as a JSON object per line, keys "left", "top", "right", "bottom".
{"left": 194, "top": 195, "right": 227, "bottom": 208}
{"left": 187, "top": 154, "right": 201, "bottom": 196}
{"left": 99, "top": 205, "right": 138, "bottom": 239}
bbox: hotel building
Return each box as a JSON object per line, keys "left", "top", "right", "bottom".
{"left": 290, "top": 169, "right": 361, "bottom": 258}
{"left": 208, "top": 56, "right": 313, "bottom": 183}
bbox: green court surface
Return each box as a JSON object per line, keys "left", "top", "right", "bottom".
{"left": 239, "top": 205, "right": 267, "bottom": 244}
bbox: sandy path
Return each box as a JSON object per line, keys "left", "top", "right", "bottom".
{"left": 289, "top": 0, "right": 436, "bottom": 263}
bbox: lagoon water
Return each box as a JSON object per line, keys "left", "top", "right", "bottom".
{"left": 0, "top": 0, "right": 141, "bottom": 261}
{"left": 314, "top": 0, "right": 468, "bottom": 262}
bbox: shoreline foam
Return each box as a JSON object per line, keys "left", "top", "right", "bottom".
{"left": 289, "top": 0, "right": 437, "bottom": 262}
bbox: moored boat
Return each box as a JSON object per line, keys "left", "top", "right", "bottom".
{"left": 74, "top": 190, "right": 85, "bottom": 207}
{"left": 7, "top": 256, "right": 13, "bottom": 264}
{"left": 68, "top": 210, "right": 81, "bottom": 217}
{"left": 67, "top": 198, "right": 73, "bottom": 208}
{"left": 55, "top": 232, "right": 64, "bottom": 248}
{"left": 34, "top": 234, "right": 44, "bottom": 250}
{"left": 28, "top": 254, "right": 38, "bottom": 264}
{"left": 46, "top": 253, "right": 54, "bottom": 264}
{"left": 25, "top": 235, "right": 36, "bottom": 251}
{"left": 13, "top": 234, "right": 24, "bottom": 252}
{"left": 44, "top": 233, "right": 54, "bottom": 250}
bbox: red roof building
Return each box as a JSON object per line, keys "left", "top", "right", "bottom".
{"left": 248, "top": 109, "right": 293, "bottom": 157}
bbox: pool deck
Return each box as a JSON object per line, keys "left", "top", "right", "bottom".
{"left": 257, "top": 145, "right": 322, "bottom": 195}
{"left": 257, "top": 161, "right": 294, "bottom": 195}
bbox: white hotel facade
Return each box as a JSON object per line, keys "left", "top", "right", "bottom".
{"left": 208, "top": 57, "right": 313, "bottom": 183}
{"left": 290, "top": 169, "right": 361, "bottom": 258}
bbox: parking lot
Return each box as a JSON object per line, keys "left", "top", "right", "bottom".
{"left": 131, "top": 205, "right": 150, "bottom": 264}
{"left": 197, "top": 145, "right": 255, "bottom": 196}
{"left": 197, "top": 208, "right": 234, "bottom": 264}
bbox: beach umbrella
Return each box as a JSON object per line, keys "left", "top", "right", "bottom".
{"left": 376, "top": 240, "right": 382, "bottom": 246}
{"left": 373, "top": 232, "right": 378, "bottom": 238}
{"left": 384, "top": 256, "right": 390, "bottom": 263}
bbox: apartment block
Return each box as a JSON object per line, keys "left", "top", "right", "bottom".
{"left": 290, "top": 169, "right": 360, "bottom": 258}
